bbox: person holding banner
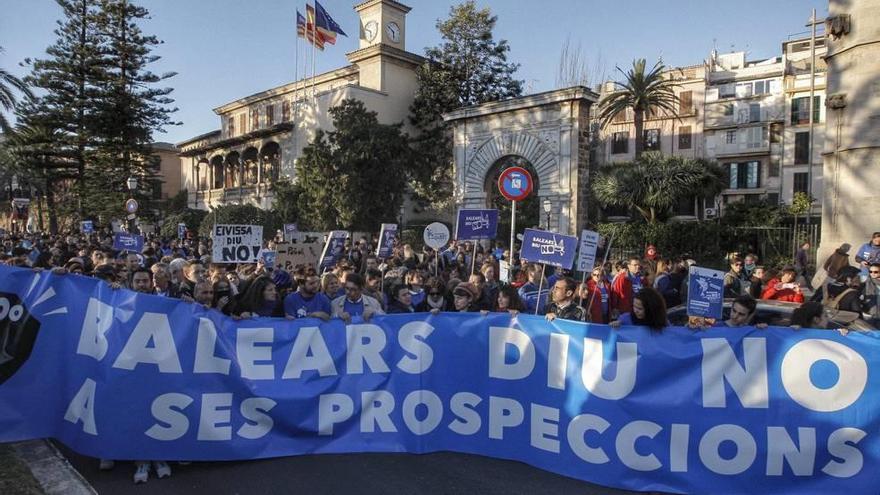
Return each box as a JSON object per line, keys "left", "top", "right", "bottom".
{"left": 237, "top": 275, "right": 284, "bottom": 318}
{"left": 544, "top": 277, "right": 587, "bottom": 322}
{"left": 490, "top": 285, "right": 526, "bottom": 315}
{"left": 283, "top": 274, "right": 331, "bottom": 320}
{"left": 405, "top": 270, "right": 426, "bottom": 308}
{"left": 415, "top": 280, "right": 448, "bottom": 314}
{"left": 387, "top": 284, "right": 416, "bottom": 314}
{"left": 321, "top": 272, "right": 343, "bottom": 300}
{"left": 610, "top": 287, "right": 669, "bottom": 332}
{"left": 451, "top": 282, "right": 481, "bottom": 313}
{"left": 331, "top": 273, "right": 384, "bottom": 322}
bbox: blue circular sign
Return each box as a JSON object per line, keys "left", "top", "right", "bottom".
{"left": 498, "top": 167, "right": 533, "bottom": 202}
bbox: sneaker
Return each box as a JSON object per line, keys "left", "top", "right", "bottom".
{"left": 98, "top": 459, "right": 115, "bottom": 471}
{"left": 133, "top": 462, "right": 150, "bottom": 484}
{"left": 153, "top": 461, "right": 171, "bottom": 479}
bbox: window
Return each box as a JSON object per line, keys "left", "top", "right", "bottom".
{"left": 791, "top": 96, "right": 821, "bottom": 125}
{"left": 227, "top": 117, "right": 235, "bottom": 137}
{"left": 794, "top": 172, "right": 809, "bottom": 194}
{"left": 238, "top": 114, "right": 246, "bottom": 136}
{"left": 266, "top": 105, "right": 275, "bottom": 126}
{"left": 251, "top": 108, "right": 260, "bottom": 131}
{"left": 795, "top": 132, "right": 810, "bottom": 164}
{"left": 643, "top": 129, "right": 660, "bottom": 151}
{"left": 746, "top": 126, "right": 766, "bottom": 148}
{"left": 678, "top": 126, "right": 692, "bottom": 149}
{"left": 282, "top": 100, "right": 290, "bottom": 122}
{"left": 679, "top": 91, "right": 692, "bottom": 113}
{"left": 728, "top": 161, "right": 760, "bottom": 189}
{"left": 725, "top": 130, "right": 737, "bottom": 144}
{"left": 770, "top": 123, "right": 783, "bottom": 144}
{"left": 768, "top": 157, "right": 780, "bottom": 178}
{"left": 754, "top": 80, "right": 768, "bottom": 95}
{"left": 719, "top": 84, "right": 735, "bottom": 98}
{"left": 749, "top": 103, "right": 761, "bottom": 122}
{"left": 723, "top": 103, "right": 734, "bottom": 116}
{"left": 612, "top": 132, "right": 629, "bottom": 154}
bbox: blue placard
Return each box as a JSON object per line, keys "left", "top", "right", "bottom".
{"left": 319, "top": 231, "right": 348, "bottom": 271}
{"left": 283, "top": 223, "right": 298, "bottom": 242}
{"left": 1, "top": 264, "right": 880, "bottom": 495}
{"left": 519, "top": 228, "right": 578, "bottom": 269}
{"left": 376, "top": 224, "right": 398, "bottom": 258}
{"left": 687, "top": 265, "right": 725, "bottom": 319}
{"left": 260, "top": 250, "right": 277, "bottom": 269}
{"left": 81, "top": 221, "right": 94, "bottom": 234}
{"left": 177, "top": 223, "right": 186, "bottom": 239}
{"left": 113, "top": 233, "right": 144, "bottom": 253}
{"left": 455, "top": 209, "right": 499, "bottom": 241}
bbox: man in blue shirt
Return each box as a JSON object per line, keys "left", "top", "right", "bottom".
{"left": 284, "top": 274, "right": 331, "bottom": 320}
{"left": 855, "top": 232, "right": 880, "bottom": 278}
{"left": 330, "top": 273, "right": 384, "bottom": 323}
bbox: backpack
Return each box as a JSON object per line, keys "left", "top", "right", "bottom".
{"left": 823, "top": 285, "right": 857, "bottom": 311}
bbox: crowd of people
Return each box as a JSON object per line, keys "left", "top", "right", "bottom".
{"left": 1, "top": 226, "right": 879, "bottom": 482}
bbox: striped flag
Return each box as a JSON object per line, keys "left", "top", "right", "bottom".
{"left": 300, "top": 5, "right": 325, "bottom": 50}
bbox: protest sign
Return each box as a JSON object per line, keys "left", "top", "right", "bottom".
{"left": 455, "top": 209, "right": 499, "bottom": 241}
{"left": 283, "top": 223, "right": 298, "bottom": 242}
{"left": 519, "top": 228, "right": 578, "bottom": 269}
{"left": 376, "top": 224, "right": 398, "bottom": 258}
{"left": 423, "top": 222, "right": 450, "bottom": 250}
{"left": 112, "top": 233, "right": 144, "bottom": 253}
{"left": 273, "top": 232, "right": 323, "bottom": 270}
{"left": 81, "top": 221, "right": 94, "bottom": 234}
{"left": 1, "top": 264, "right": 878, "bottom": 495}
{"left": 177, "top": 223, "right": 187, "bottom": 239}
{"left": 576, "top": 230, "right": 600, "bottom": 272}
{"left": 318, "top": 230, "right": 348, "bottom": 271}
{"left": 687, "top": 265, "right": 725, "bottom": 319}
{"left": 211, "top": 224, "right": 263, "bottom": 263}
{"left": 260, "top": 250, "right": 276, "bottom": 269}
{"left": 499, "top": 259, "right": 510, "bottom": 283}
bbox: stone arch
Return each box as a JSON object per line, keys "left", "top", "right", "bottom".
{"left": 225, "top": 152, "right": 240, "bottom": 189}
{"left": 464, "top": 131, "right": 559, "bottom": 196}
{"left": 210, "top": 156, "right": 224, "bottom": 189}
{"left": 242, "top": 147, "right": 259, "bottom": 185}
{"left": 260, "top": 141, "right": 280, "bottom": 183}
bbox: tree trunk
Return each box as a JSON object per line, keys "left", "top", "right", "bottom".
{"left": 633, "top": 109, "right": 645, "bottom": 158}
{"left": 45, "top": 179, "right": 58, "bottom": 235}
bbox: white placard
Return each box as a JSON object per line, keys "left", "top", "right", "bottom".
{"left": 423, "top": 222, "right": 450, "bottom": 250}
{"left": 212, "top": 224, "right": 263, "bottom": 263}
{"left": 576, "top": 230, "right": 600, "bottom": 272}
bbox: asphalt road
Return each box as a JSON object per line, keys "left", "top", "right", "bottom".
{"left": 56, "top": 444, "right": 645, "bottom": 495}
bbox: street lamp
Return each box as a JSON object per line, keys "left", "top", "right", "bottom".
{"left": 542, "top": 198, "right": 552, "bottom": 230}
{"left": 126, "top": 177, "right": 138, "bottom": 234}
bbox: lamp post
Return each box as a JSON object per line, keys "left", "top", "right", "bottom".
{"left": 126, "top": 176, "right": 138, "bottom": 234}
{"left": 543, "top": 198, "right": 552, "bottom": 230}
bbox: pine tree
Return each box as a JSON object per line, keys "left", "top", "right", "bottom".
{"left": 409, "top": 1, "right": 522, "bottom": 208}
{"left": 84, "top": 0, "right": 178, "bottom": 222}
{"left": 294, "top": 100, "right": 409, "bottom": 232}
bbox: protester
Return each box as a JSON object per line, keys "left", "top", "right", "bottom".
{"left": 491, "top": 285, "right": 526, "bottom": 315}
{"left": 451, "top": 282, "right": 481, "bottom": 313}
{"left": 581, "top": 266, "right": 611, "bottom": 323}
{"left": 863, "top": 262, "right": 880, "bottom": 326}
{"left": 761, "top": 267, "right": 805, "bottom": 303}
{"left": 723, "top": 257, "right": 744, "bottom": 298}
{"left": 790, "top": 302, "right": 831, "bottom": 330}
{"left": 193, "top": 280, "right": 216, "bottom": 308}
{"left": 331, "top": 273, "right": 384, "bottom": 322}
{"left": 284, "top": 274, "right": 331, "bottom": 320}
{"left": 321, "top": 272, "right": 342, "bottom": 301}
{"left": 545, "top": 277, "right": 587, "bottom": 322}
{"left": 652, "top": 258, "right": 680, "bottom": 307}
{"left": 855, "top": 232, "right": 880, "bottom": 278}
{"left": 718, "top": 295, "right": 767, "bottom": 329}
{"left": 237, "top": 275, "right": 283, "bottom": 317}
{"left": 610, "top": 257, "right": 646, "bottom": 316}
{"left": 743, "top": 253, "right": 759, "bottom": 279}
{"left": 405, "top": 270, "right": 426, "bottom": 308}
{"left": 812, "top": 266, "right": 863, "bottom": 313}
{"left": 415, "top": 280, "right": 448, "bottom": 313}
{"left": 747, "top": 265, "right": 767, "bottom": 300}
{"left": 387, "top": 284, "right": 416, "bottom": 314}
{"left": 795, "top": 242, "right": 812, "bottom": 286}
{"left": 610, "top": 287, "right": 669, "bottom": 332}
{"left": 517, "top": 263, "right": 549, "bottom": 314}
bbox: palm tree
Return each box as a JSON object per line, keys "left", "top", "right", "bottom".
{"left": 592, "top": 155, "right": 725, "bottom": 223}
{"left": 597, "top": 58, "right": 680, "bottom": 157}
{"left": 0, "top": 47, "right": 33, "bottom": 135}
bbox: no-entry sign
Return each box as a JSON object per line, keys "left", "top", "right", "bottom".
{"left": 497, "top": 166, "right": 533, "bottom": 202}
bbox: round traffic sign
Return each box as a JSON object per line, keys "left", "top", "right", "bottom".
{"left": 125, "top": 198, "right": 139, "bottom": 214}
{"left": 498, "top": 167, "right": 533, "bottom": 202}
{"left": 423, "top": 222, "right": 450, "bottom": 249}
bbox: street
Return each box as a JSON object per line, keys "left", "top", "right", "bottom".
{"left": 57, "top": 444, "right": 642, "bottom": 495}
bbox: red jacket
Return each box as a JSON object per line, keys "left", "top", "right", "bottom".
{"left": 610, "top": 272, "right": 646, "bottom": 314}
{"left": 761, "top": 278, "right": 805, "bottom": 303}
{"left": 584, "top": 279, "right": 611, "bottom": 323}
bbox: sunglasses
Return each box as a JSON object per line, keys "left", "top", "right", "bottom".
{"left": 870, "top": 270, "right": 880, "bottom": 274}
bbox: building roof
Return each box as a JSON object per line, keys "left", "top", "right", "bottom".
{"left": 443, "top": 86, "right": 598, "bottom": 122}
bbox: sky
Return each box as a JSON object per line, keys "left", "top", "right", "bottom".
{"left": 0, "top": 0, "right": 827, "bottom": 144}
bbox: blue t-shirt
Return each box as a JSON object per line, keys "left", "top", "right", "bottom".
{"left": 517, "top": 282, "right": 548, "bottom": 314}
{"left": 629, "top": 273, "right": 644, "bottom": 294}
{"left": 343, "top": 297, "right": 366, "bottom": 317}
{"left": 599, "top": 285, "right": 609, "bottom": 316}
{"left": 409, "top": 288, "right": 426, "bottom": 308}
{"left": 284, "top": 292, "right": 331, "bottom": 318}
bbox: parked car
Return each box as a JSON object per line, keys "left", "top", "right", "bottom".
{"left": 667, "top": 299, "right": 877, "bottom": 332}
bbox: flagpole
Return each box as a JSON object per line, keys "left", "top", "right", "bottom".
{"left": 293, "top": 12, "right": 299, "bottom": 166}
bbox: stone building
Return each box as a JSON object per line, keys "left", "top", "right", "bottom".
{"left": 177, "top": 0, "right": 424, "bottom": 213}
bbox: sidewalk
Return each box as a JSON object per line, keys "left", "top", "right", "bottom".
{"left": 1, "top": 440, "right": 95, "bottom": 495}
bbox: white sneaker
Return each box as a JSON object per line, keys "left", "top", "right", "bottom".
{"left": 133, "top": 462, "right": 150, "bottom": 484}
{"left": 98, "top": 459, "right": 115, "bottom": 471}
{"left": 153, "top": 461, "right": 171, "bottom": 479}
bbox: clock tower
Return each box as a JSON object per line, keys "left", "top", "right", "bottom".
{"left": 355, "top": 0, "right": 409, "bottom": 51}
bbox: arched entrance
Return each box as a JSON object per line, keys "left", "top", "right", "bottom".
{"left": 484, "top": 155, "right": 541, "bottom": 243}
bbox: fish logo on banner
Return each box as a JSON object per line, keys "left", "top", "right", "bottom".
{"left": 687, "top": 266, "right": 725, "bottom": 319}
{"left": 112, "top": 233, "right": 144, "bottom": 253}
{"left": 376, "top": 224, "right": 398, "bottom": 258}
{"left": 455, "top": 209, "right": 499, "bottom": 241}
{"left": 211, "top": 225, "right": 263, "bottom": 263}
{"left": 519, "top": 228, "right": 578, "bottom": 269}
{"left": 319, "top": 231, "right": 349, "bottom": 271}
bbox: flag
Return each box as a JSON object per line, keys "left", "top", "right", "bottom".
{"left": 301, "top": 4, "right": 325, "bottom": 50}
{"left": 315, "top": 0, "right": 347, "bottom": 45}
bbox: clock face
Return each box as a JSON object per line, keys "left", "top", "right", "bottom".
{"left": 385, "top": 21, "right": 400, "bottom": 43}
{"left": 364, "top": 20, "right": 378, "bottom": 42}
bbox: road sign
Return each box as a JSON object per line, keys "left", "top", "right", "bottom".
{"left": 497, "top": 166, "right": 533, "bottom": 202}
{"left": 125, "top": 199, "right": 139, "bottom": 214}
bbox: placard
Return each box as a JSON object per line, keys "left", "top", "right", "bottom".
{"left": 376, "top": 224, "right": 398, "bottom": 258}
{"left": 686, "top": 265, "right": 725, "bottom": 319}
{"left": 576, "top": 230, "right": 600, "bottom": 272}
{"left": 275, "top": 232, "right": 323, "bottom": 271}
{"left": 318, "top": 231, "right": 349, "bottom": 271}
{"left": 81, "top": 221, "right": 94, "bottom": 234}
{"left": 211, "top": 224, "right": 263, "bottom": 263}
{"left": 519, "top": 228, "right": 578, "bottom": 269}
{"left": 455, "top": 209, "right": 499, "bottom": 241}
{"left": 283, "top": 223, "right": 298, "bottom": 242}
{"left": 112, "top": 233, "right": 144, "bottom": 253}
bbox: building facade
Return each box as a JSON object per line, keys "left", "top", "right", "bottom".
{"left": 177, "top": 0, "right": 423, "bottom": 213}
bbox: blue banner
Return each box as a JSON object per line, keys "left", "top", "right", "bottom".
{"left": 455, "top": 209, "right": 499, "bottom": 241}
{"left": 112, "top": 233, "right": 144, "bottom": 253}
{"left": 520, "top": 228, "right": 578, "bottom": 269}
{"left": 687, "top": 266, "right": 725, "bottom": 319}
{"left": 319, "top": 231, "right": 348, "bottom": 271}
{"left": 1, "top": 265, "right": 879, "bottom": 494}
{"left": 376, "top": 224, "right": 398, "bottom": 259}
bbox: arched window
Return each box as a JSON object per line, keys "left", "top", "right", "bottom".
{"left": 242, "top": 147, "right": 259, "bottom": 185}
{"left": 260, "top": 142, "right": 281, "bottom": 183}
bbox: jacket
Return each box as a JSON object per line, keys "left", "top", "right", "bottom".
{"left": 761, "top": 278, "right": 805, "bottom": 303}
{"left": 331, "top": 294, "right": 385, "bottom": 318}
{"left": 610, "top": 272, "right": 645, "bottom": 314}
